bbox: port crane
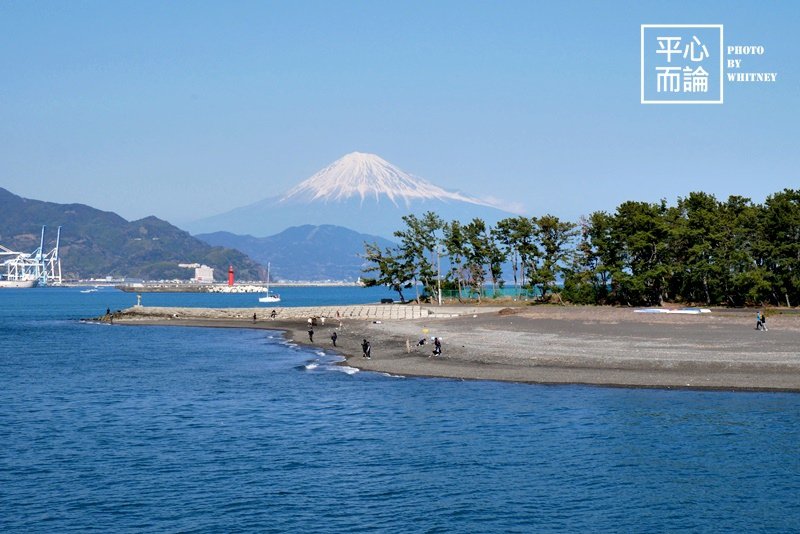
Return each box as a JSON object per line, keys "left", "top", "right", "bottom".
{"left": 0, "top": 226, "right": 62, "bottom": 286}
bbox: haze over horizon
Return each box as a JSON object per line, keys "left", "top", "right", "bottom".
{"left": 1, "top": 1, "right": 797, "bottom": 227}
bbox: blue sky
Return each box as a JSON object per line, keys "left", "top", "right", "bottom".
{"left": 1, "top": 1, "right": 796, "bottom": 224}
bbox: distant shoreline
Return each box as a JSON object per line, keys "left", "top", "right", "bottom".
{"left": 61, "top": 281, "right": 367, "bottom": 289}
{"left": 109, "top": 305, "right": 800, "bottom": 392}
{"left": 111, "top": 282, "right": 367, "bottom": 292}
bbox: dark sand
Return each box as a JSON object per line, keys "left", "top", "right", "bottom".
{"left": 113, "top": 306, "right": 800, "bottom": 392}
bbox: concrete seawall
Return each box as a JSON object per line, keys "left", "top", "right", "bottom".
{"left": 119, "top": 304, "right": 506, "bottom": 321}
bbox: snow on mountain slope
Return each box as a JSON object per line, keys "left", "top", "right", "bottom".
{"left": 186, "top": 152, "right": 516, "bottom": 237}
{"left": 280, "top": 152, "right": 489, "bottom": 207}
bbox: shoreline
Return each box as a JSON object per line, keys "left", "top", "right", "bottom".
{"left": 108, "top": 305, "right": 800, "bottom": 392}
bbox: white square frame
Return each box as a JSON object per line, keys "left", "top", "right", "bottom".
{"left": 641, "top": 24, "right": 724, "bottom": 104}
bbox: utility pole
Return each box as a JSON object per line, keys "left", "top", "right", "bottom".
{"left": 437, "top": 246, "right": 442, "bottom": 306}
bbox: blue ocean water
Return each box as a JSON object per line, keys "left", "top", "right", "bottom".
{"left": 1, "top": 288, "right": 799, "bottom": 532}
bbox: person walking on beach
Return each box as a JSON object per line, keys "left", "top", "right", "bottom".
{"left": 308, "top": 326, "right": 314, "bottom": 342}
{"left": 252, "top": 312, "right": 257, "bottom": 324}
{"left": 331, "top": 331, "right": 338, "bottom": 347}
{"left": 270, "top": 309, "right": 277, "bottom": 319}
{"left": 756, "top": 311, "right": 764, "bottom": 330}
{"left": 432, "top": 337, "right": 442, "bottom": 357}
{"left": 361, "top": 339, "right": 371, "bottom": 359}
{"left": 761, "top": 311, "right": 768, "bottom": 331}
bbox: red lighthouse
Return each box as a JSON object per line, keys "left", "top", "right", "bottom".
{"left": 228, "top": 265, "right": 234, "bottom": 286}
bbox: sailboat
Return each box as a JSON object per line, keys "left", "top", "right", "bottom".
{"left": 258, "top": 263, "right": 281, "bottom": 303}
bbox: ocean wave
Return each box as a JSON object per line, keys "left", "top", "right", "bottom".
{"left": 332, "top": 366, "right": 359, "bottom": 375}
{"left": 80, "top": 320, "right": 111, "bottom": 326}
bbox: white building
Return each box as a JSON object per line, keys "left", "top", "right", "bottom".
{"left": 194, "top": 264, "right": 214, "bottom": 283}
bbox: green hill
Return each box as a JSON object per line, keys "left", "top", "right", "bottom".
{"left": 0, "top": 187, "right": 265, "bottom": 280}
{"left": 197, "top": 225, "right": 397, "bottom": 281}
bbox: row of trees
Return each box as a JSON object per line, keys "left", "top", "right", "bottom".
{"left": 362, "top": 189, "right": 800, "bottom": 307}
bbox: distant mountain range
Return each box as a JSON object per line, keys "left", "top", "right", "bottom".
{"left": 1, "top": 153, "right": 520, "bottom": 281}
{"left": 197, "top": 224, "right": 396, "bottom": 282}
{"left": 0, "top": 187, "right": 265, "bottom": 280}
{"left": 186, "top": 152, "right": 518, "bottom": 238}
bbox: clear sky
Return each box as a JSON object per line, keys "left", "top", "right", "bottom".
{"left": 1, "top": 1, "right": 797, "bottom": 225}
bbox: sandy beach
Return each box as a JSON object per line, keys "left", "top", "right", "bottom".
{"left": 111, "top": 305, "right": 800, "bottom": 392}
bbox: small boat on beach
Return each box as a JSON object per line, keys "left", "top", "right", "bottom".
{"left": 634, "top": 307, "right": 711, "bottom": 314}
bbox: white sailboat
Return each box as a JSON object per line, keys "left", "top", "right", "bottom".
{"left": 258, "top": 263, "right": 281, "bottom": 303}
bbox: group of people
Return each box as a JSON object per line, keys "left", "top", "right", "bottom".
{"left": 417, "top": 336, "right": 442, "bottom": 357}
{"left": 306, "top": 319, "right": 341, "bottom": 348}
{"left": 301, "top": 315, "right": 446, "bottom": 361}
{"left": 245, "top": 311, "right": 450, "bottom": 361}
{"left": 251, "top": 310, "right": 279, "bottom": 323}
{"left": 756, "top": 311, "right": 769, "bottom": 331}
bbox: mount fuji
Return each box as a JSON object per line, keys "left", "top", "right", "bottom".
{"left": 186, "top": 152, "right": 518, "bottom": 238}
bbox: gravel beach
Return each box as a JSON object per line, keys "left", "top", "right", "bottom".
{"left": 113, "top": 305, "right": 800, "bottom": 391}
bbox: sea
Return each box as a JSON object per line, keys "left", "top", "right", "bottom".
{"left": 1, "top": 287, "right": 799, "bottom": 533}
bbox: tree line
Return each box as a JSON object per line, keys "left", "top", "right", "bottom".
{"left": 362, "top": 189, "right": 800, "bottom": 307}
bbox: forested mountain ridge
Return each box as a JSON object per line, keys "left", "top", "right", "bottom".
{"left": 0, "top": 187, "right": 265, "bottom": 280}
{"left": 197, "top": 224, "right": 396, "bottom": 281}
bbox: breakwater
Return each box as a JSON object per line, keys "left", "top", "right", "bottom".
{"left": 115, "top": 304, "right": 503, "bottom": 321}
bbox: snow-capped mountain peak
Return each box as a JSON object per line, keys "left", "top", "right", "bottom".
{"left": 280, "top": 152, "right": 488, "bottom": 207}
{"left": 187, "top": 151, "right": 518, "bottom": 237}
